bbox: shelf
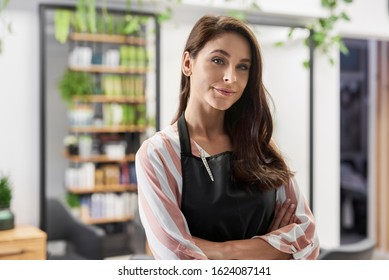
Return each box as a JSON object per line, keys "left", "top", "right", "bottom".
{"left": 69, "top": 32, "right": 147, "bottom": 45}
{"left": 72, "top": 95, "right": 146, "bottom": 104}
{"left": 83, "top": 215, "right": 134, "bottom": 225}
{"left": 69, "top": 65, "right": 149, "bottom": 74}
{"left": 68, "top": 184, "right": 137, "bottom": 194}
{"left": 69, "top": 125, "right": 147, "bottom": 133}
{"left": 64, "top": 152, "right": 135, "bottom": 163}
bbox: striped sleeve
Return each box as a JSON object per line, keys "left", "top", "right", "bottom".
{"left": 254, "top": 178, "right": 320, "bottom": 260}
{"left": 135, "top": 133, "right": 208, "bottom": 260}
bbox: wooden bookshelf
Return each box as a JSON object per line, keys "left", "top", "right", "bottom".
{"left": 69, "top": 65, "right": 149, "bottom": 74}
{"left": 68, "top": 184, "right": 137, "bottom": 194}
{"left": 64, "top": 152, "right": 135, "bottom": 163}
{"left": 69, "top": 125, "right": 147, "bottom": 133}
{"left": 72, "top": 95, "right": 147, "bottom": 104}
{"left": 83, "top": 216, "right": 134, "bottom": 225}
{"left": 69, "top": 32, "right": 147, "bottom": 45}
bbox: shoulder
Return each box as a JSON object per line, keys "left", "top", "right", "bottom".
{"left": 136, "top": 125, "right": 180, "bottom": 161}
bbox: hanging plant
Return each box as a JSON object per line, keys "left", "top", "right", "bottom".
{"left": 305, "top": 0, "right": 353, "bottom": 67}
{"left": 275, "top": 0, "right": 354, "bottom": 68}
{"left": 54, "top": 9, "right": 72, "bottom": 44}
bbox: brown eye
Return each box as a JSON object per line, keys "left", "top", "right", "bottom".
{"left": 212, "top": 57, "right": 224, "bottom": 65}
{"left": 238, "top": 64, "right": 249, "bottom": 71}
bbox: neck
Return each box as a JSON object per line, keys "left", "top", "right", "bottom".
{"left": 184, "top": 105, "right": 225, "bottom": 140}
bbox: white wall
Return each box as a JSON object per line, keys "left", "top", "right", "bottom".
{"left": 259, "top": 27, "right": 311, "bottom": 203}
{"left": 338, "top": 0, "right": 389, "bottom": 39}
{"left": 0, "top": 11, "right": 40, "bottom": 227}
{"left": 1, "top": 0, "right": 389, "bottom": 249}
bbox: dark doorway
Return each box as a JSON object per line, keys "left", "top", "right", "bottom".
{"left": 340, "top": 39, "right": 369, "bottom": 244}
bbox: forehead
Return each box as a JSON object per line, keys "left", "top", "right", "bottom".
{"left": 201, "top": 32, "right": 251, "bottom": 58}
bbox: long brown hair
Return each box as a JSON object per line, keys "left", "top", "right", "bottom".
{"left": 172, "top": 15, "right": 293, "bottom": 190}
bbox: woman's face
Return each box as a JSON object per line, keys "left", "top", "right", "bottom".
{"left": 183, "top": 32, "right": 251, "bottom": 111}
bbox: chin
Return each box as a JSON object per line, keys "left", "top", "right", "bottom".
{"left": 210, "top": 102, "right": 235, "bottom": 111}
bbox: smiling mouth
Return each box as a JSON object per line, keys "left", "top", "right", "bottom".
{"left": 213, "top": 87, "right": 235, "bottom": 96}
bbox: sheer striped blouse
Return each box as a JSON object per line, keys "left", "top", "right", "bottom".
{"left": 135, "top": 124, "right": 320, "bottom": 260}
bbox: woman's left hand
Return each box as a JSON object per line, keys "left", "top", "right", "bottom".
{"left": 268, "top": 199, "right": 298, "bottom": 231}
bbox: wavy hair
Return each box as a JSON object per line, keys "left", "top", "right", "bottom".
{"left": 172, "top": 15, "right": 293, "bottom": 190}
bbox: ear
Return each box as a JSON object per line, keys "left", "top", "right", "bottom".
{"left": 182, "top": 51, "right": 192, "bottom": 76}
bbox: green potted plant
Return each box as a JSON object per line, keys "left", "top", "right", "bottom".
{"left": 57, "top": 69, "right": 94, "bottom": 104}
{"left": 66, "top": 193, "right": 81, "bottom": 217}
{"left": 0, "top": 174, "right": 14, "bottom": 230}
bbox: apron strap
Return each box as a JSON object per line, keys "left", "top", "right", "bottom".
{"left": 177, "top": 112, "right": 192, "bottom": 155}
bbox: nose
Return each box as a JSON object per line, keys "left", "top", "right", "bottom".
{"left": 223, "top": 66, "right": 237, "bottom": 83}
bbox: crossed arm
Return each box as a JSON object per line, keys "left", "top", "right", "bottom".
{"left": 192, "top": 199, "right": 298, "bottom": 260}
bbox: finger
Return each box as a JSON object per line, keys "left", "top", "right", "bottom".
{"left": 293, "top": 214, "right": 300, "bottom": 224}
{"left": 280, "top": 203, "right": 295, "bottom": 227}
{"left": 272, "top": 199, "right": 291, "bottom": 229}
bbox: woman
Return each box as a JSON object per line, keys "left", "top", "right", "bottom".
{"left": 135, "top": 15, "right": 319, "bottom": 260}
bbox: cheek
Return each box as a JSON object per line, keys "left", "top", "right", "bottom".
{"left": 239, "top": 73, "right": 249, "bottom": 89}
{"left": 196, "top": 65, "right": 221, "bottom": 85}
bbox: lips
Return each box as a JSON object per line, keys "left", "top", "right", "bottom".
{"left": 213, "top": 87, "right": 235, "bottom": 96}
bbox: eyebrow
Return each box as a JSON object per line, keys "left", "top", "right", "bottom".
{"left": 209, "top": 49, "right": 251, "bottom": 63}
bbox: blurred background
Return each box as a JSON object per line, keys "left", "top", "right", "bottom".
{"left": 0, "top": 0, "right": 389, "bottom": 260}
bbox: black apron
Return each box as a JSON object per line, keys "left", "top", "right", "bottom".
{"left": 178, "top": 113, "right": 276, "bottom": 242}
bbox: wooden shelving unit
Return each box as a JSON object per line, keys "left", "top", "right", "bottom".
{"left": 72, "top": 95, "right": 147, "bottom": 104}
{"left": 69, "top": 65, "right": 149, "bottom": 74}
{"left": 40, "top": 4, "right": 159, "bottom": 259}
{"left": 69, "top": 32, "right": 147, "bottom": 45}
{"left": 68, "top": 125, "right": 147, "bottom": 133}
{"left": 83, "top": 216, "right": 134, "bottom": 225}
{"left": 64, "top": 151, "right": 135, "bottom": 163}
{"left": 68, "top": 184, "right": 137, "bottom": 194}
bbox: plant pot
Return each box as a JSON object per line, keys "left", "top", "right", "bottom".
{"left": 0, "top": 207, "right": 15, "bottom": 231}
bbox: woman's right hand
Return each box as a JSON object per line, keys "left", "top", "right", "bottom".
{"left": 268, "top": 199, "right": 298, "bottom": 231}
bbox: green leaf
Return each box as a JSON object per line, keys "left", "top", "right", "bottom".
{"left": 329, "top": 15, "right": 339, "bottom": 23}
{"left": 66, "top": 193, "right": 80, "bottom": 208}
{"left": 57, "top": 69, "right": 93, "bottom": 104}
{"left": 303, "top": 60, "right": 310, "bottom": 69}
{"left": 304, "top": 37, "right": 310, "bottom": 47}
{"left": 54, "top": 9, "right": 72, "bottom": 44}
{"left": 87, "top": 0, "right": 97, "bottom": 34}
{"left": 313, "top": 32, "right": 326, "bottom": 44}
{"left": 321, "top": 0, "right": 337, "bottom": 9}
{"left": 251, "top": 2, "right": 262, "bottom": 11}
{"left": 331, "top": 35, "right": 341, "bottom": 43}
{"left": 273, "top": 42, "right": 284, "bottom": 47}
{"left": 318, "top": 19, "right": 327, "bottom": 28}
{"left": 339, "top": 40, "right": 349, "bottom": 54}
{"left": 343, "top": 0, "right": 353, "bottom": 3}
{"left": 340, "top": 12, "right": 350, "bottom": 21}
{"left": 288, "top": 28, "right": 295, "bottom": 38}
{"left": 75, "top": 0, "right": 88, "bottom": 33}
{"left": 329, "top": 57, "right": 335, "bottom": 65}
{"left": 158, "top": 7, "right": 173, "bottom": 24}
{"left": 124, "top": 16, "right": 140, "bottom": 35}
{"left": 0, "top": 175, "right": 12, "bottom": 208}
